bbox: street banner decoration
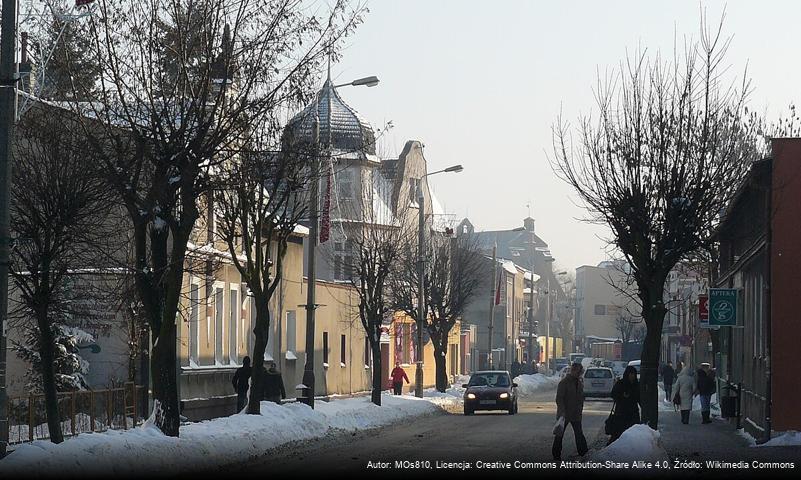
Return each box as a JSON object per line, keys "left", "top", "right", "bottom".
{"left": 708, "top": 288, "right": 739, "bottom": 327}
{"left": 76, "top": 0, "right": 96, "bottom": 6}
{"left": 319, "top": 162, "right": 332, "bottom": 243}
{"left": 698, "top": 294, "right": 712, "bottom": 328}
{"left": 494, "top": 270, "right": 502, "bottom": 305}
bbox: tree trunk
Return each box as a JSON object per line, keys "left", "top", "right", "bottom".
{"left": 38, "top": 313, "right": 64, "bottom": 444}
{"left": 639, "top": 287, "right": 667, "bottom": 429}
{"left": 370, "top": 342, "right": 382, "bottom": 406}
{"left": 150, "top": 319, "right": 180, "bottom": 436}
{"left": 247, "top": 304, "right": 269, "bottom": 414}
{"left": 434, "top": 340, "right": 449, "bottom": 393}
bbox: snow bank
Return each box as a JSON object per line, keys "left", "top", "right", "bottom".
{"left": 755, "top": 431, "right": 801, "bottom": 447}
{"left": 513, "top": 374, "right": 560, "bottom": 397}
{"left": 593, "top": 424, "right": 670, "bottom": 462}
{"left": 0, "top": 390, "right": 461, "bottom": 476}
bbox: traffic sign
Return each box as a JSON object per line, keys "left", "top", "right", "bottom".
{"left": 709, "top": 289, "right": 738, "bottom": 326}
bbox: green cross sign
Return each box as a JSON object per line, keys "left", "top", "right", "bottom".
{"left": 709, "top": 288, "right": 738, "bottom": 326}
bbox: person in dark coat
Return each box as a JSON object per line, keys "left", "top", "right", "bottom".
{"left": 552, "top": 362, "right": 588, "bottom": 460}
{"left": 262, "top": 361, "right": 286, "bottom": 404}
{"left": 608, "top": 365, "right": 641, "bottom": 444}
{"left": 231, "top": 356, "right": 252, "bottom": 412}
{"left": 696, "top": 363, "right": 716, "bottom": 424}
{"left": 390, "top": 362, "right": 410, "bottom": 395}
{"left": 511, "top": 360, "right": 522, "bottom": 379}
{"left": 662, "top": 361, "right": 675, "bottom": 402}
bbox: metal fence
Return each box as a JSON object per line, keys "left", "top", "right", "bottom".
{"left": 6, "top": 383, "right": 146, "bottom": 444}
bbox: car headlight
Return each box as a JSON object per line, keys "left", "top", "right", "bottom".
{"left": 499, "top": 392, "right": 509, "bottom": 399}
{"left": 467, "top": 393, "right": 476, "bottom": 399}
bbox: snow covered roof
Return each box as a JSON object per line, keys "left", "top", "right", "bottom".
{"left": 284, "top": 77, "right": 379, "bottom": 162}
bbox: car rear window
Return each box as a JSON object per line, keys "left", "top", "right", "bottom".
{"left": 469, "top": 373, "right": 511, "bottom": 387}
{"left": 585, "top": 369, "right": 612, "bottom": 379}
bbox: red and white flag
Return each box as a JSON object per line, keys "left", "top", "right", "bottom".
{"left": 319, "top": 162, "right": 332, "bottom": 243}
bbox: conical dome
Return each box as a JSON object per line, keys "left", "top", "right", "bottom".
{"left": 284, "top": 78, "right": 378, "bottom": 161}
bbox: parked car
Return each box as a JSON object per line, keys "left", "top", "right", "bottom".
{"left": 551, "top": 357, "right": 569, "bottom": 373}
{"left": 569, "top": 352, "right": 586, "bottom": 365}
{"left": 627, "top": 359, "right": 641, "bottom": 375}
{"left": 463, "top": 371, "right": 519, "bottom": 415}
{"left": 611, "top": 361, "right": 628, "bottom": 378}
{"left": 583, "top": 367, "right": 615, "bottom": 398}
{"left": 559, "top": 365, "right": 571, "bottom": 379}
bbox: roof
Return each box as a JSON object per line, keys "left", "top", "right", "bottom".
{"left": 284, "top": 77, "right": 378, "bottom": 162}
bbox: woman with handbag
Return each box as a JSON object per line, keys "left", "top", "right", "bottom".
{"left": 672, "top": 365, "right": 697, "bottom": 424}
{"left": 606, "top": 365, "right": 641, "bottom": 445}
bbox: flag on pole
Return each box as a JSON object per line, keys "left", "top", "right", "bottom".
{"left": 76, "top": 0, "right": 96, "bottom": 6}
{"left": 319, "top": 161, "right": 332, "bottom": 243}
{"left": 494, "top": 270, "right": 502, "bottom": 305}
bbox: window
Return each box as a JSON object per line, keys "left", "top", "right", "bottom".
{"left": 340, "top": 334, "right": 347, "bottom": 366}
{"left": 214, "top": 287, "right": 224, "bottom": 364}
{"left": 402, "top": 323, "right": 412, "bottom": 364}
{"left": 338, "top": 168, "right": 353, "bottom": 200}
{"left": 364, "top": 337, "right": 371, "bottom": 367}
{"left": 286, "top": 310, "right": 296, "bottom": 354}
{"left": 594, "top": 304, "right": 606, "bottom": 316}
{"left": 334, "top": 240, "right": 355, "bottom": 280}
{"left": 248, "top": 296, "right": 256, "bottom": 356}
{"left": 409, "top": 178, "right": 420, "bottom": 205}
{"left": 229, "top": 288, "right": 238, "bottom": 364}
{"left": 323, "top": 331, "right": 329, "bottom": 365}
{"left": 189, "top": 283, "right": 199, "bottom": 365}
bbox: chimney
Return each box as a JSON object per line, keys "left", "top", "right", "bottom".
{"left": 20, "top": 32, "right": 28, "bottom": 64}
{"left": 523, "top": 217, "right": 535, "bottom": 232}
{"left": 19, "top": 32, "right": 32, "bottom": 93}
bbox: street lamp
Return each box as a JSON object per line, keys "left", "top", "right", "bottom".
{"left": 301, "top": 72, "right": 380, "bottom": 409}
{"left": 415, "top": 164, "right": 463, "bottom": 398}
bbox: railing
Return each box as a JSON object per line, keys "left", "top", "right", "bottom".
{"left": 5, "top": 383, "right": 146, "bottom": 444}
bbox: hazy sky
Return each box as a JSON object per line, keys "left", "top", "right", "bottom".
{"left": 332, "top": 0, "right": 800, "bottom": 272}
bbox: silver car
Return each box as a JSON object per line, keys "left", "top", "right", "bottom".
{"left": 583, "top": 367, "right": 615, "bottom": 398}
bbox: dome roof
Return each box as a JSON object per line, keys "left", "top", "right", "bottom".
{"left": 284, "top": 78, "right": 377, "bottom": 161}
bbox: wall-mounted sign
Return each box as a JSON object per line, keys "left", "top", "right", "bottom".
{"left": 709, "top": 289, "right": 739, "bottom": 327}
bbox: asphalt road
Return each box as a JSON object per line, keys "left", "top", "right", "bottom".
{"left": 228, "top": 387, "right": 614, "bottom": 477}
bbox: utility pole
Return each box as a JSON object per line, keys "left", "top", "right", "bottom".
{"left": 301, "top": 118, "right": 320, "bottom": 408}
{"left": 0, "top": 0, "right": 18, "bottom": 458}
{"left": 487, "top": 243, "right": 497, "bottom": 369}
{"left": 545, "top": 277, "right": 550, "bottom": 374}
{"left": 527, "top": 274, "right": 535, "bottom": 370}
{"left": 415, "top": 182, "right": 424, "bottom": 398}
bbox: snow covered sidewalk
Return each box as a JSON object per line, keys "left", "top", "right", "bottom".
{"left": 0, "top": 389, "right": 462, "bottom": 476}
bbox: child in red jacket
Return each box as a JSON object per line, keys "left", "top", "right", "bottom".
{"left": 390, "top": 362, "right": 410, "bottom": 395}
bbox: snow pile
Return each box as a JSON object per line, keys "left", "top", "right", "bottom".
{"left": 0, "top": 391, "right": 460, "bottom": 476}
{"left": 737, "top": 428, "right": 757, "bottom": 446}
{"left": 593, "top": 424, "right": 670, "bottom": 463}
{"left": 755, "top": 431, "right": 801, "bottom": 447}
{"left": 513, "top": 374, "right": 560, "bottom": 397}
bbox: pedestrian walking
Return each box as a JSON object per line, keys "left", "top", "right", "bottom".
{"left": 552, "top": 362, "right": 588, "bottom": 460}
{"left": 671, "top": 364, "right": 697, "bottom": 424}
{"left": 511, "top": 360, "right": 522, "bottom": 379}
{"left": 231, "top": 356, "right": 252, "bottom": 412}
{"left": 607, "top": 365, "right": 641, "bottom": 444}
{"left": 390, "top": 362, "right": 410, "bottom": 395}
{"left": 262, "top": 361, "right": 286, "bottom": 404}
{"left": 662, "top": 361, "right": 675, "bottom": 402}
{"left": 697, "top": 363, "right": 716, "bottom": 424}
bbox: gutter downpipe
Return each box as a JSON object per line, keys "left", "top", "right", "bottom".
{"left": 763, "top": 156, "right": 773, "bottom": 444}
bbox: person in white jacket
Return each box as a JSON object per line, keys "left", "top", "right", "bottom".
{"left": 671, "top": 365, "right": 697, "bottom": 424}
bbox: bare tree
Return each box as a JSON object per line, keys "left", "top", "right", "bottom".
{"left": 389, "top": 229, "right": 484, "bottom": 392}
{"left": 613, "top": 313, "right": 641, "bottom": 345}
{"left": 551, "top": 18, "right": 764, "bottom": 427}
{"left": 8, "top": 104, "right": 115, "bottom": 443}
{"left": 215, "top": 121, "right": 310, "bottom": 414}
{"left": 331, "top": 174, "right": 416, "bottom": 405}
{"left": 64, "top": 0, "right": 363, "bottom": 435}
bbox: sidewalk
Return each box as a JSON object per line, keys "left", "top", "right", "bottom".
{"left": 658, "top": 408, "right": 800, "bottom": 466}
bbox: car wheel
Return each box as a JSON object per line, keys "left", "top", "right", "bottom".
{"left": 514, "top": 401, "right": 519, "bottom": 414}
{"left": 464, "top": 407, "right": 474, "bottom": 416}
{"left": 508, "top": 403, "right": 515, "bottom": 415}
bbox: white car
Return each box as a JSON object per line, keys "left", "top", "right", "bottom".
{"left": 583, "top": 367, "right": 615, "bottom": 398}
{"left": 611, "top": 361, "right": 628, "bottom": 378}
{"left": 627, "top": 360, "right": 641, "bottom": 375}
{"left": 559, "top": 365, "right": 570, "bottom": 379}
